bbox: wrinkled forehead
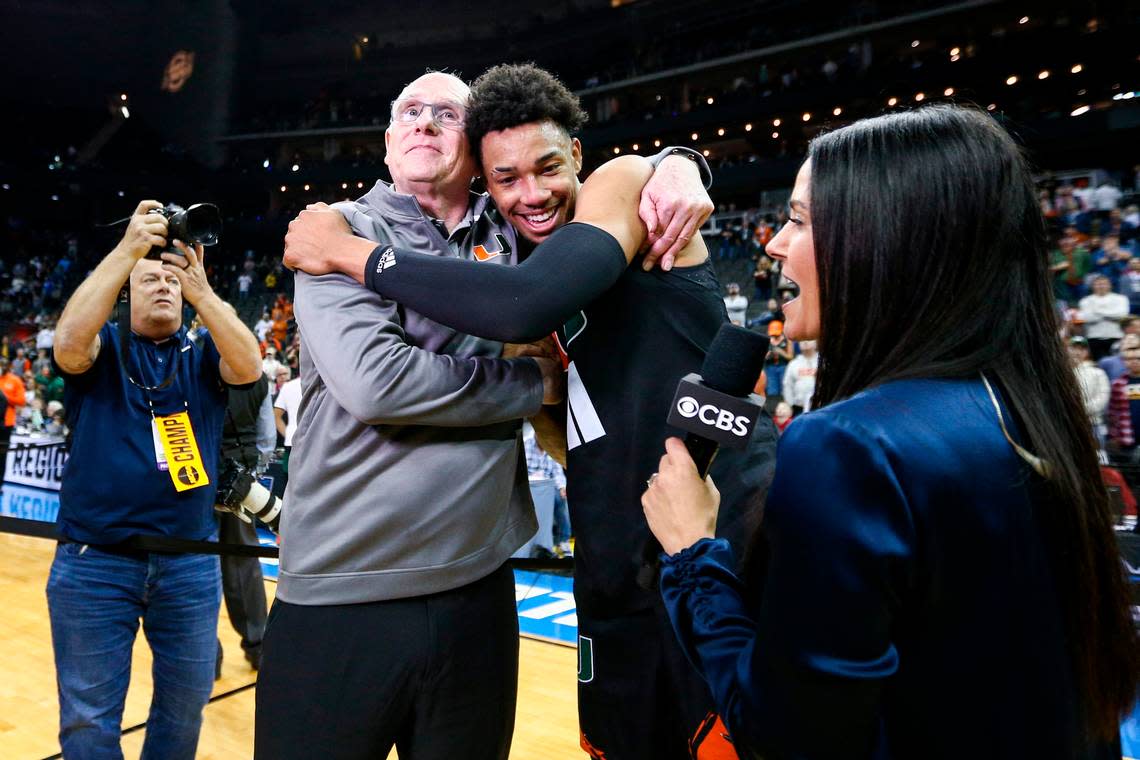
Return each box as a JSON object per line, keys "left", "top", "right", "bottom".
{"left": 394, "top": 72, "right": 470, "bottom": 108}
{"left": 130, "top": 258, "right": 169, "bottom": 282}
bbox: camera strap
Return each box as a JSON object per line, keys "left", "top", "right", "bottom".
{"left": 115, "top": 292, "right": 178, "bottom": 392}
{"left": 113, "top": 299, "right": 209, "bottom": 493}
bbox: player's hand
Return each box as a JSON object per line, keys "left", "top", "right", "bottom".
{"left": 115, "top": 200, "right": 168, "bottom": 260}
{"left": 503, "top": 336, "right": 559, "bottom": 362}
{"left": 641, "top": 437, "right": 720, "bottom": 555}
{"left": 532, "top": 356, "right": 566, "bottom": 405}
{"left": 161, "top": 240, "right": 211, "bottom": 306}
{"left": 283, "top": 203, "right": 352, "bottom": 274}
{"left": 639, "top": 156, "right": 713, "bottom": 272}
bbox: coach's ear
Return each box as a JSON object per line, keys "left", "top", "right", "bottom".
{"left": 571, "top": 138, "right": 582, "bottom": 174}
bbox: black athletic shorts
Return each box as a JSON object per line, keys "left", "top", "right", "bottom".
{"left": 576, "top": 604, "right": 739, "bottom": 760}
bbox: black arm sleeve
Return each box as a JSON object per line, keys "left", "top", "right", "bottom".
{"left": 363, "top": 222, "right": 627, "bottom": 343}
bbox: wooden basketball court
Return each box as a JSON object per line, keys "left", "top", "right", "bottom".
{"left": 0, "top": 531, "right": 582, "bottom": 759}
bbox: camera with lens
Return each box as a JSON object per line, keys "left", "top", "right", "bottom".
{"left": 216, "top": 458, "right": 283, "bottom": 533}
{"left": 146, "top": 202, "right": 222, "bottom": 259}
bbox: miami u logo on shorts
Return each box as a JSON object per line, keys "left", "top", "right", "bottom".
{"left": 577, "top": 635, "right": 594, "bottom": 683}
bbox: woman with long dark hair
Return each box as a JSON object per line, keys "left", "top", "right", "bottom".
{"left": 641, "top": 104, "right": 1138, "bottom": 759}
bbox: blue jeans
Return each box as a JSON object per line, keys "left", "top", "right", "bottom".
{"left": 765, "top": 364, "right": 786, "bottom": 399}
{"left": 552, "top": 489, "right": 571, "bottom": 545}
{"left": 46, "top": 543, "right": 221, "bottom": 760}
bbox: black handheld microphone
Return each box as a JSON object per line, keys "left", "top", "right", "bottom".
{"left": 638, "top": 323, "right": 769, "bottom": 589}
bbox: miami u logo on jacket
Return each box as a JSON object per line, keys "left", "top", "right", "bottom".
{"left": 473, "top": 233, "right": 512, "bottom": 262}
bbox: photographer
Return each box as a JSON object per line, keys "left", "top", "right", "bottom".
{"left": 48, "top": 200, "right": 261, "bottom": 759}
{"left": 215, "top": 302, "right": 275, "bottom": 673}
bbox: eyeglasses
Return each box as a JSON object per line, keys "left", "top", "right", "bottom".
{"left": 391, "top": 99, "right": 466, "bottom": 130}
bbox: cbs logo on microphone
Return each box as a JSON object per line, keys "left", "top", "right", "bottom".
{"left": 676, "top": 396, "right": 751, "bottom": 437}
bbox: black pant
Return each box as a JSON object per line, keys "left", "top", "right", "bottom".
{"left": 1089, "top": 337, "right": 1116, "bottom": 362}
{"left": 217, "top": 512, "right": 267, "bottom": 655}
{"left": 255, "top": 563, "right": 518, "bottom": 760}
{"left": 0, "top": 425, "right": 11, "bottom": 483}
{"left": 577, "top": 604, "right": 730, "bottom": 760}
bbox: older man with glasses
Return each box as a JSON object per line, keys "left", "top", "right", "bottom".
{"left": 256, "top": 70, "right": 712, "bottom": 760}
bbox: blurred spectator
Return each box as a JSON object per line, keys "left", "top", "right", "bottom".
{"left": 763, "top": 321, "right": 793, "bottom": 410}
{"left": 10, "top": 346, "right": 31, "bottom": 379}
{"left": 271, "top": 365, "right": 291, "bottom": 401}
{"left": 1093, "top": 179, "right": 1123, "bottom": 227}
{"left": 1122, "top": 206, "right": 1140, "bottom": 247}
{"left": 524, "top": 424, "right": 571, "bottom": 556}
{"left": 1101, "top": 333, "right": 1140, "bottom": 383}
{"left": 1051, "top": 229, "right": 1090, "bottom": 303}
{"left": 717, "top": 226, "right": 741, "bottom": 261}
{"left": 237, "top": 272, "right": 253, "bottom": 302}
{"left": 1089, "top": 236, "right": 1131, "bottom": 290}
{"left": 1107, "top": 345, "right": 1140, "bottom": 483}
{"left": 723, "top": 283, "right": 748, "bottom": 326}
{"left": 38, "top": 365, "right": 65, "bottom": 404}
{"left": 18, "top": 397, "right": 43, "bottom": 432}
{"left": 273, "top": 371, "right": 301, "bottom": 484}
{"left": 262, "top": 346, "right": 285, "bottom": 381}
{"left": 0, "top": 357, "right": 26, "bottom": 464}
{"left": 45, "top": 402, "right": 67, "bottom": 437}
{"left": 254, "top": 311, "right": 272, "bottom": 344}
{"left": 752, "top": 256, "right": 774, "bottom": 301}
{"left": 1117, "top": 258, "right": 1140, "bottom": 314}
{"left": 1069, "top": 336, "right": 1110, "bottom": 447}
{"left": 270, "top": 295, "right": 291, "bottom": 348}
{"left": 772, "top": 401, "right": 794, "bottom": 435}
{"left": 747, "top": 298, "right": 783, "bottom": 331}
{"left": 36, "top": 322, "right": 55, "bottom": 353}
{"left": 284, "top": 333, "right": 301, "bottom": 375}
{"left": 1078, "top": 275, "right": 1130, "bottom": 360}
{"left": 782, "top": 339, "right": 818, "bottom": 416}
{"left": 23, "top": 376, "right": 38, "bottom": 407}
{"left": 1073, "top": 179, "right": 1094, "bottom": 213}
{"left": 32, "top": 348, "right": 53, "bottom": 377}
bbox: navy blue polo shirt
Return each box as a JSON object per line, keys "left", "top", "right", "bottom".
{"left": 54, "top": 321, "right": 228, "bottom": 544}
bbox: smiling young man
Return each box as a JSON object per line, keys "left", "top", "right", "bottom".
{"left": 284, "top": 63, "right": 777, "bottom": 760}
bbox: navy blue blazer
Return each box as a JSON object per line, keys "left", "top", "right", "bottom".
{"left": 660, "top": 378, "right": 1115, "bottom": 759}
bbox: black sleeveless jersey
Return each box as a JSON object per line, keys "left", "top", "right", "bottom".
{"left": 558, "top": 256, "right": 778, "bottom": 618}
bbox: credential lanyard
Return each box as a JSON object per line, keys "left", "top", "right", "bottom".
{"left": 119, "top": 323, "right": 210, "bottom": 493}
{"left": 146, "top": 395, "right": 211, "bottom": 493}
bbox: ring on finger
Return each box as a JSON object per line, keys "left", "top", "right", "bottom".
{"left": 646, "top": 472, "right": 659, "bottom": 488}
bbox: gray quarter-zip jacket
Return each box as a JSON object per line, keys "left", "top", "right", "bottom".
{"left": 277, "top": 182, "right": 543, "bottom": 605}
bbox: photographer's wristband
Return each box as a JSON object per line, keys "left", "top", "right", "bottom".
{"left": 648, "top": 146, "right": 713, "bottom": 189}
